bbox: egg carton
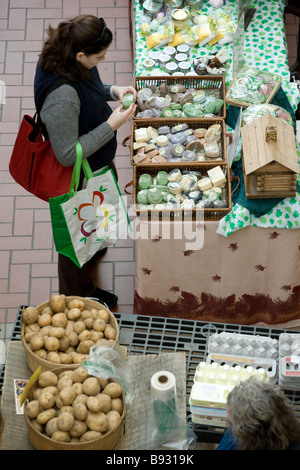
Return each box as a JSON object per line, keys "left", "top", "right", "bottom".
{"left": 205, "top": 353, "right": 277, "bottom": 382}
{"left": 279, "top": 333, "right": 300, "bottom": 357}
{"left": 208, "top": 332, "right": 279, "bottom": 360}
{"left": 278, "top": 356, "right": 300, "bottom": 390}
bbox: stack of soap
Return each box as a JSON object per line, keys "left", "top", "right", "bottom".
{"left": 278, "top": 333, "right": 300, "bottom": 390}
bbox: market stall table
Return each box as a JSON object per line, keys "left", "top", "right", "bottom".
{"left": 130, "top": 0, "right": 300, "bottom": 325}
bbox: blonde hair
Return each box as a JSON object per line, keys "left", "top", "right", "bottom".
{"left": 227, "top": 377, "right": 300, "bottom": 450}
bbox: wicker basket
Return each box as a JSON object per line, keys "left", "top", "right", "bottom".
{"left": 21, "top": 296, "right": 119, "bottom": 373}
{"left": 129, "top": 118, "right": 227, "bottom": 166}
{"left": 134, "top": 75, "right": 226, "bottom": 119}
{"left": 132, "top": 162, "right": 232, "bottom": 221}
{"left": 226, "top": 71, "right": 281, "bottom": 108}
{"left": 23, "top": 366, "right": 126, "bottom": 450}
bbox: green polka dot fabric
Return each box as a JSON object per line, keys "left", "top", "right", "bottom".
{"left": 134, "top": 0, "right": 300, "bottom": 235}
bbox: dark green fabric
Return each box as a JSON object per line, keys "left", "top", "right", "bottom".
{"left": 226, "top": 86, "right": 298, "bottom": 217}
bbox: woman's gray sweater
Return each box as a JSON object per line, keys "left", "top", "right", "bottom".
{"left": 40, "top": 83, "right": 116, "bottom": 167}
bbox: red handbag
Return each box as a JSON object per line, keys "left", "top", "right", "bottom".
{"left": 9, "top": 113, "right": 74, "bottom": 202}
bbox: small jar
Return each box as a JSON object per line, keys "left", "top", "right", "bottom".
{"left": 177, "top": 44, "right": 190, "bottom": 55}
{"left": 178, "top": 61, "right": 191, "bottom": 74}
{"left": 171, "top": 9, "right": 189, "bottom": 31}
{"left": 163, "top": 46, "right": 176, "bottom": 59}
{"left": 149, "top": 51, "right": 162, "bottom": 66}
{"left": 165, "top": 62, "right": 178, "bottom": 75}
{"left": 175, "top": 53, "right": 187, "bottom": 64}
{"left": 143, "top": 58, "right": 155, "bottom": 70}
{"left": 159, "top": 54, "right": 171, "bottom": 70}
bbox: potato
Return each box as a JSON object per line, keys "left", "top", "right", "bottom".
{"left": 38, "top": 313, "right": 52, "bottom": 327}
{"left": 59, "top": 405, "right": 73, "bottom": 415}
{"left": 26, "top": 400, "right": 40, "bottom": 419}
{"left": 47, "top": 352, "right": 61, "bottom": 363}
{"left": 72, "top": 382, "right": 83, "bottom": 395}
{"left": 42, "top": 386, "right": 59, "bottom": 398}
{"left": 57, "top": 411, "right": 75, "bottom": 432}
{"left": 106, "top": 410, "right": 121, "bottom": 431}
{"left": 30, "top": 333, "right": 44, "bottom": 351}
{"left": 67, "top": 332, "right": 79, "bottom": 347}
{"left": 25, "top": 323, "right": 40, "bottom": 334}
{"left": 97, "top": 393, "right": 112, "bottom": 413}
{"left": 78, "top": 330, "right": 91, "bottom": 342}
{"left": 96, "top": 309, "right": 110, "bottom": 323}
{"left": 103, "top": 382, "right": 122, "bottom": 398}
{"left": 22, "top": 306, "right": 39, "bottom": 325}
{"left": 34, "top": 349, "right": 48, "bottom": 360}
{"left": 49, "top": 294, "right": 66, "bottom": 313}
{"left": 45, "top": 417, "right": 59, "bottom": 437}
{"left": 65, "top": 320, "right": 74, "bottom": 336}
{"left": 73, "top": 394, "right": 88, "bottom": 406}
{"left": 57, "top": 376, "right": 73, "bottom": 391}
{"left": 59, "top": 353, "right": 73, "bottom": 364}
{"left": 83, "top": 317, "right": 94, "bottom": 329}
{"left": 104, "top": 325, "right": 116, "bottom": 340}
{"left": 86, "top": 396, "right": 102, "bottom": 413}
{"left": 68, "top": 299, "right": 86, "bottom": 311}
{"left": 41, "top": 306, "right": 53, "bottom": 316}
{"left": 90, "top": 331, "right": 103, "bottom": 342}
{"left": 97, "top": 377, "right": 109, "bottom": 390}
{"left": 82, "top": 377, "right": 100, "bottom": 396}
{"left": 49, "top": 327, "right": 65, "bottom": 339}
{"left": 67, "top": 308, "right": 81, "bottom": 321}
{"left": 59, "top": 386, "right": 76, "bottom": 406}
{"left": 40, "top": 325, "right": 52, "bottom": 336}
{"left": 81, "top": 310, "right": 93, "bottom": 320}
{"left": 59, "top": 336, "right": 70, "bottom": 352}
{"left": 51, "top": 312, "right": 68, "bottom": 329}
{"left": 52, "top": 430, "right": 71, "bottom": 442}
{"left": 93, "top": 318, "right": 106, "bottom": 332}
{"left": 73, "top": 320, "right": 86, "bottom": 335}
{"left": 86, "top": 411, "right": 109, "bottom": 433}
{"left": 38, "top": 371, "right": 58, "bottom": 388}
{"left": 71, "top": 367, "right": 88, "bottom": 384}
{"left": 31, "top": 419, "right": 43, "bottom": 433}
{"left": 111, "top": 398, "right": 123, "bottom": 414}
{"left": 72, "top": 353, "right": 89, "bottom": 364}
{"left": 45, "top": 336, "right": 60, "bottom": 351}
{"left": 72, "top": 403, "right": 88, "bottom": 421}
{"left": 77, "top": 340, "right": 94, "bottom": 355}
{"left": 69, "top": 419, "right": 87, "bottom": 438}
{"left": 38, "top": 391, "right": 56, "bottom": 410}
{"left": 37, "top": 408, "right": 56, "bottom": 425}
{"left": 80, "top": 430, "right": 102, "bottom": 442}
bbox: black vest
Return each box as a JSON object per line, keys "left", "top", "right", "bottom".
{"left": 34, "top": 62, "right": 117, "bottom": 171}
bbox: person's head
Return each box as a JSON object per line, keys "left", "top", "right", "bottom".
{"left": 227, "top": 376, "right": 300, "bottom": 450}
{"left": 39, "top": 15, "right": 113, "bottom": 81}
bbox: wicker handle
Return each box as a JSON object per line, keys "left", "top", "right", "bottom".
{"left": 226, "top": 132, "right": 233, "bottom": 146}
{"left": 124, "top": 180, "right": 133, "bottom": 195}
{"left": 231, "top": 175, "right": 240, "bottom": 195}
{"left": 122, "top": 135, "right": 131, "bottom": 148}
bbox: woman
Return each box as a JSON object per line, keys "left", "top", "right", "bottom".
{"left": 34, "top": 15, "right": 137, "bottom": 309}
{"left": 217, "top": 376, "right": 300, "bottom": 450}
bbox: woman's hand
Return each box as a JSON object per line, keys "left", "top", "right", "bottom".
{"left": 107, "top": 103, "right": 137, "bottom": 131}
{"left": 111, "top": 85, "right": 137, "bottom": 102}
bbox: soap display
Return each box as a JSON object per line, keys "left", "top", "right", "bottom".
{"left": 135, "top": 165, "right": 228, "bottom": 211}
{"left": 226, "top": 67, "right": 282, "bottom": 107}
{"left": 135, "top": 81, "right": 224, "bottom": 118}
{"left": 132, "top": 122, "right": 225, "bottom": 164}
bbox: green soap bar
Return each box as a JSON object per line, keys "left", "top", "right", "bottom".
{"left": 147, "top": 188, "right": 163, "bottom": 204}
{"left": 204, "top": 100, "right": 216, "bottom": 114}
{"left": 122, "top": 93, "right": 134, "bottom": 110}
{"left": 157, "top": 171, "right": 169, "bottom": 186}
{"left": 171, "top": 103, "right": 182, "bottom": 110}
{"left": 138, "top": 173, "right": 152, "bottom": 190}
{"left": 214, "top": 98, "right": 224, "bottom": 114}
{"left": 137, "top": 190, "right": 149, "bottom": 205}
{"left": 160, "top": 108, "right": 174, "bottom": 118}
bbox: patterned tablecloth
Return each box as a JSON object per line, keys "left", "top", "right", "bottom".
{"left": 133, "top": 0, "right": 300, "bottom": 235}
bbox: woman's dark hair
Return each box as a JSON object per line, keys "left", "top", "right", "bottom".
{"left": 39, "top": 15, "right": 113, "bottom": 81}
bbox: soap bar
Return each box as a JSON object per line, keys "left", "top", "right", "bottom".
{"left": 122, "top": 93, "right": 134, "bottom": 110}
{"left": 138, "top": 173, "right": 152, "bottom": 190}
{"left": 207, "top": 166, "right": 226, "bottom": 187}
{"left": 135, "top": 128, "right": 148, "bottom": 143}
{"left": 156, "top": 135, "right": 169, "bottom": 147}
{"left": 198, "top": 177, "right": 212, "bottom": 191}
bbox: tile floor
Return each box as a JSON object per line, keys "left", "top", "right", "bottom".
{"left": 0, "top": 1, "right": 299, "bottom": 348}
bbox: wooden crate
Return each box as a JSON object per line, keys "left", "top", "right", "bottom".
{"left": 129, "top": 118, "right": 227, "bottom": 166}
{"left": 132, "top": 162, "right": 232, "bottom": 220}
{"left": 134, "top": 75, "right": 226, "bottom": 119}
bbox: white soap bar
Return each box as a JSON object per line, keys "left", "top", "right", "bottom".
{"left": 207, "top": 166, "right": 226, "bottom": 187}
{"left": 135, "top": 128, "right": 148, "bottom": 143}
{"left": 133, "top": 142, "right": 146, "bottom": 150}
{"left": 198, "top": 177, "right": 212, "bottom": 191}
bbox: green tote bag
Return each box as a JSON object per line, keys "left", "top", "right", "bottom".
{"left": 49, "top": 142, "right": 131, "bottom": 268}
